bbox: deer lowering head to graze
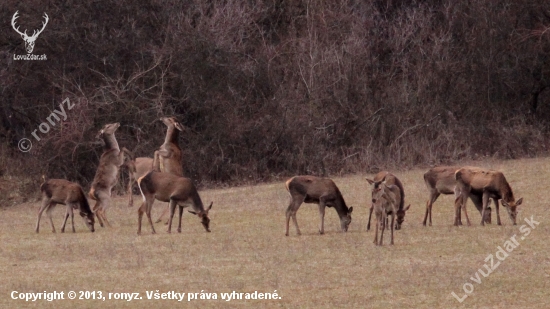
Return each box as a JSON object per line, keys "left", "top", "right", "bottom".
{"left": 285, "top": 176, "right": 353, "bottom": 236}
{"left": 137, "top": 171, "right": 212, "bottom": 235}
{"left": 423, "top": 166, "right": 491, "bottom": 226}
{"left": 455, "top": 167, "right": 523, "bottom": 226}
{"left": 125, "top": 157, "right": 154, "bottom": 207}
{"left": 36, "top": 178, "right": 94, "bottom": 233}
{"left": 366, "top": 171, "right": 410, "bottom": 231}
{"left": 371, "top": 183, "right": 409, "bottom": 245}
{"left": 89, "top": 123, "right": 133, "bottom": 227}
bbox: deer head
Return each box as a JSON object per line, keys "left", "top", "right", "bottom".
{"left": 12, "top": 11, "right": 49, "bottom": 54}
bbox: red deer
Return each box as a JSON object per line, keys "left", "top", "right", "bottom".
{"left": 455, "top": 167, "right": 523, "bottom": 226}
{"left": 366, "top": 171, "right": 410, "bottom": 231}
{"left": 136, "top": 171, "right": 212, "bottom": 235}
{"left": 371, "top": 183, "right": 409, "bottom": 245}
{"left": 423, "top": 166, "right": 491, "bottom": 226}
{"left": 285, "top": 176, "right": 353, "bottom": 236}
{"left": 153, "top": 117, "right": 185, "bottom": 223}
{"left": 89, "top": 123, "right": 132, "bottom": 227}
{"left": 36, "top": 178, "right": 95, "bottom": 233}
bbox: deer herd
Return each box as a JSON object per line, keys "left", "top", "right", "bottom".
{"left": 35, "top": 118, "right": 523, "bottom": 246}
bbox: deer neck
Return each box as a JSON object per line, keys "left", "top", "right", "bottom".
{"left": 164, "top": 126, "right": 179, "bottom": 145}
{"left": 333, "top": 197, "right": 349, "bottom": 218}
{"left": 103, "top": 133, "right": 120, "bottom": 151}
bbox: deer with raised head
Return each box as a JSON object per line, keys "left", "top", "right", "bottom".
{"left": 366, "top": 171, "right": 410, "bottom": 231}
{"left": 285, "top": 176, "right": 353, "bottom": 236}
{"left": 423, "top": 166, "right": 491, "bottom": 226}
{"left": 455, "top": 167, "right": 523, "bottom": 226}
{"left": 136, "top": 171, "right": 212, "bottom": 235}
{"left": 11, "top": 11, "right": 49, "bottom": 54}
{"left": 36, "top": 177, "right": 95, "bottom": 233}
{"left": 372, "top": 183, "right": 408, "bottom": 245}
{"left": 89, "top": 123, "right": 132, "bottom": 227}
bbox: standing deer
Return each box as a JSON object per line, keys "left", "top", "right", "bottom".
{"left": 153, "top": 117, "right": 184, "bottom": 223}
{"left": 89, "top": 123, "right": 132, "bottom": 227}
{"left": 285, "top": 176, "right": 353, "bottom": 236}
{"left": 455, "top": 167, "right": 523, "bottom": 226}
{"left": 366, "top": 171, "right": 410, "bottom": 231}
{"left": 423, "top": 166, "right": 491, "bottom": 226}
{"left": 372, "top": 183, "right": 408, "bottom": 245}
{"left": 137, "top": 171, "right": 212, "bottom": 235}
{"left": 36, "top": 178, "right": 95, "bottom": 233}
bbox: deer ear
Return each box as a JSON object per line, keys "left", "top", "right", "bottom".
{"left": 515, "top": 198, "right": 523, "bottom": 206}
{"left": 404, "top": 204, "right": 411, "bottom": 211}
{"left": 348, "top": 206, "right": 353, "bottom": 214}
{"left": 366, "top": 178, "right": 374, "bottom": 185}
{"left": 207, "top": 202, "right": 213, "bottom": 212}
{"left": 188, "top": 210, "right": 198, "bottom": 215}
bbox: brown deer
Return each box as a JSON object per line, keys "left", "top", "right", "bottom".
{"left": 423, "top": 166, "right": 491, "bottom": 226}
{"left": 136, "top": 171, "right": 212, "bottom": 235}
{"left": 89, "top": 123, "right": 132, "bottom": 227}
{"left": 454, "top": 167, "right": 523, "bottom": 226}
{"left": 284, "top": 176, "right": 353, "bottom": 236}
{"left": 36, "top": 178, "right": 95, "bottom": 233}
{"left": 372, "top": 183, "right": 408, "bottom": 245}
{"left": 153, "top": 117, "right": 185, "bottom": 223}
{"left": 366, "top": 171, "right": 410, "bottom": 231}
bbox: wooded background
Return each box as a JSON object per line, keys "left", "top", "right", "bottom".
{"left": 1, "top": 0, "right": 550, "bottom": 200}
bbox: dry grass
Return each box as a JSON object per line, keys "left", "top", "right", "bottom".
{"left": 1, "top": 157, "right": 549, "bottom": 309}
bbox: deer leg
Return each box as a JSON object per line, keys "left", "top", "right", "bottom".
{"left": 453, "top": 195, "right": 462, "bottom": 226}
{"left": 92, "top": 198, "right": 105, "bottom": 228}
{"left": 480, "top": 192, "right": 490, "bottom": 226}
{"left": 127, "top": 173, "right": 134, "bottom": 208}
{"left": 318, "top": 200, "right": 326, "bottom": 235}
{"left": 423, "top": 192, "right": 439, "bottom": 226}
{"left": 494, "top": 199, "right": 502, "bottom": 226}
{"left": 390, "top": 212, "right": 395, "bottom": 245}
{"left": 35, "top": 198, "right": 51, "bottom": 233}
{"left": 60, "top": 204, "right": 72, "bottom": 233}
{"left": 177, "top": 203, "right": 184, "bottom": 233}
{"left": 166, "top": 199, "right": 177, "bottom": 233}
{"left": 379, "top": 213, "right": 386, "bottom": 246}
{"left": 70, "top": 205, "right": 76, "bottom": 233}
{"left": 285, "top": 197, "right": 302, "bottom": 236}
{"left": 374, "top": 213, "right": 379, "bottom": 245}
{"left": 367, "top": 204, "right": 374, "bottom": 231}
{"left": 137, "top": 201, "right": 146, "bottom": 235}
{"left": 45, "top": 204, "right": 56, "bottom": 233}
{"left": 145, "top": 197, "right": 156, "bottom": 234}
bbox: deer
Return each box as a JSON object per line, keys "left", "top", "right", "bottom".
{"left": 136, "top": 171, "right": 212, "bottom": 235}
{"left": 423, "top": 166, "right": 491, "bottom": 226}
{"left": 284, "top": 176, "right": 353, "bottom": 236}
{"left": 455, "top": 167, "right": 523, "bottom": 226}
{"left": 89, "top": 123, "right": 133, "bottom": 227}
{"left": 11, "top": 11, "right": 49, "bottom": 54}
{"left": 371, "top": 183, "right": 409, "bottom": 245}
{"left": 35, "top": 177, "right": 95, "bottom": 233}
{"left": 366, "top": 171, "right": 410, "bottom": 231}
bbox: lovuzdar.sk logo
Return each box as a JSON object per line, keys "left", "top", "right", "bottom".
{"left": 11, "top": 11, "right": 48, "bottom": 60}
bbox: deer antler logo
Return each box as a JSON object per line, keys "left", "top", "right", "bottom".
{"left": 11, "top": 11, "right": 49, "bottom": 54}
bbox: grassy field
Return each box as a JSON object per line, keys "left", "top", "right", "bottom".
{"left": 1, "top": 157, "right": 549, "bottom": 308}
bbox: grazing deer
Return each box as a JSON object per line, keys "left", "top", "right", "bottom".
{"left": 89, "top": 123, "right": 132, "bottom": 227}
{"left": 366, "top": 171, "right": 410, "bottom": 231}
{"left": 372, "top": 183, "right": 408, "bottom": 245}
{"left": 125, "top": 157, "right": 154, "bottom": 207}
{"left": 423, "top": 166, "right": 491, "bottom": 226}
{"left": 454, "top": 167, "right": 523, "bottom": 226}
{"left": 36, "top": 178, "right": 95, "bottom": 233}
{"left": 153, "top": 117, "right": 185, "bottom": 223}
{"left": 137, "top": 171, "right": 212, "bottom": 235}
{"left": 285, "top": 176, "right": 353, "bottom": 236}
